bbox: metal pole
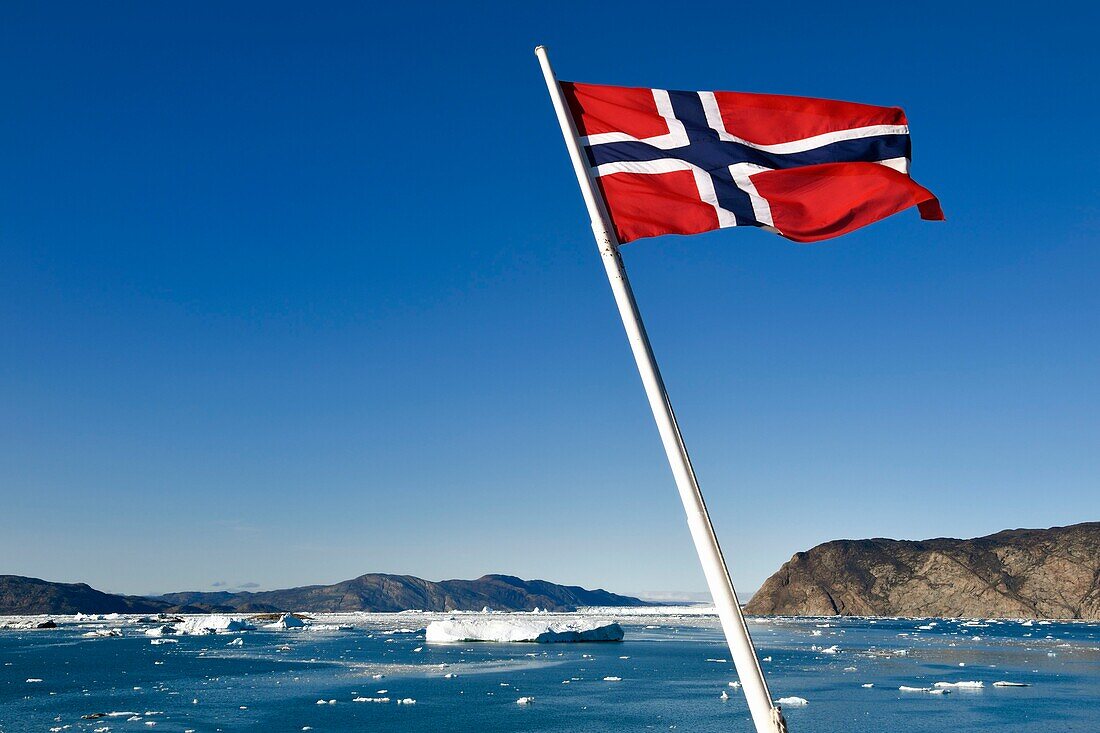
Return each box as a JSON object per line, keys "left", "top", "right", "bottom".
{"left": 535, "top": 45, "right": 786, "bottom": 733}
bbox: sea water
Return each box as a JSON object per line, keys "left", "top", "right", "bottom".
{"left": 1, "top": 612, "right": 1097, "bottom": 732}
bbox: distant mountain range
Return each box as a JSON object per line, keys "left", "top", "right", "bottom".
{"left": 0, "top": 573, "right": 647, "bottom": 615}
{"left": 745, "top": 522, "right": 1100, "bottom": 619}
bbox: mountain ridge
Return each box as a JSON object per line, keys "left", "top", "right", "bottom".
{"left": 0, "top": 573, "right": 647, "bottom": 615}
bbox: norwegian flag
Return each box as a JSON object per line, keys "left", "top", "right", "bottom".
{"left": 562, "top": 81, "right": 943, "bottom": 243}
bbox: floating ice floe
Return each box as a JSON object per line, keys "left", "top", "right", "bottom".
{"left": 397, "top": 698, "right": 416, "bottom": 705}
{"left": 516, "top": 697, "right": 534, "bottom": 705}
{"left": 603, "top": 676, "right": 622, "bottom": 682}
{"left": 1, "top": 618, "right": 58, "bottom": 630}
{"left": 145, "top": 625, "right": 176, "bottom": 637}
{"left": 776, "top": 696, "right": 807, "bottom": 706}
{"left": 861, "top": 683, "right": 874, "bottom": 688}
{"left": 425, "top": 617, "right": 623, "bottom": 643}
{"left": 83, "top": 629, "right": 122, "bottom": 638}
{"left": 264, "top": 614, "right": 306, "bottom": 630}
{"left": 934, "top": 681, "right": 983, "bottom": 689}
{"left": 227, "top": 638, "right": 243, "bottom": 646}
{"left": 353, "top": 697, "right": 389, "bottom": 703}
{"left": 720, "top": 691, "right": 730, "bottom": 700}
{"left": 993, "top": 681, "right": 1030, "bottom": 687}
{"left": 728, "top": 681, "right": 741, "bottom": 688}
{"left": 173, "top": 616, "right": 255, "bottom": 635}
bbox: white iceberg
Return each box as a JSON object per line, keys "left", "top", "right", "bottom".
{"left": 776, "top": 696, "right": 808, "bottom": 706}
{"left": 173, "top": 616, "right": 255, "bottom": 635}
{"left": 934, "top": 681, "right": 984, "bottom": 688}
{"left": 425, "top": 617, "right": 623, "bottom": 643}
{"left": 993, "top": 681, "right": 1030, "bottom": 687}
{"left": 263, "top": 614, "right": 306, "bottom": 630}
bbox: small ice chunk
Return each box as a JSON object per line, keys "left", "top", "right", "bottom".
{"left": 603, "top": 676, "right": 622, "bottom": 682}
{"left": 776, "top": 696, "right": 807, "bottom": 706}
{"left": 516, "top": 697, "right": 534, "bottom": 705}
{"left": 861, "top": 683, "right": 874, "bottom": 688}
{"left": 993, "top": 681, "right": 1030, "bottom": 687}
{"left": 397, "top": 698, "right": 416, "bottom": 705}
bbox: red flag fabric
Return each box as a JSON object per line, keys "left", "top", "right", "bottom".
{"left": 561, "top": 81, "right": 943, "bottom": 243}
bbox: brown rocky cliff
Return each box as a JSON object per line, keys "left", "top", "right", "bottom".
{"left": 745, "top": 522, "right": 1100, "bottom": 619}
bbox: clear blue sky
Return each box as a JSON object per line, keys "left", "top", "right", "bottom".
{"left": 1, "top": 2, "right": 1097, "bottom": 598}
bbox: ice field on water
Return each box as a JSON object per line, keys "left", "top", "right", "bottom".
{"left": 2, "top": 609, "right": 1098, "bottom": 733}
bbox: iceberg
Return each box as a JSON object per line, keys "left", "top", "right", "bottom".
{"left": 993, "top": 681, "right": 1030, "bottom": 687}
{"left": 425, "top": 617, "right": 624, "bottom": 643}
{"left": 776, "top": 696, "right": 808, "bottom": 706}
{"left": 263, "top": 614, "right": 306, "bottom": 630}
{"left": 934, "top": 681, "right": 984, "bottom": 688}
{"left": 173, "top": 616, "right": 256, "bottom": 635}
{"left": 145, "top": 625, "right": 176, "bottom": 637}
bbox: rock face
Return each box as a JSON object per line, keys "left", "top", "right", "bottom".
{"left": 745, "top": 522, "right": 1100, "bottom": 619}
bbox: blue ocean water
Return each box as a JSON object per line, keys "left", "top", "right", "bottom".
{"left": 1, "top": 614, "right": 1097, "bottom": 732}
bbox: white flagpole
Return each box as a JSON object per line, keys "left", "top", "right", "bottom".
{"left": 535, "top": 46, "right": 787, "bottom": 733}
